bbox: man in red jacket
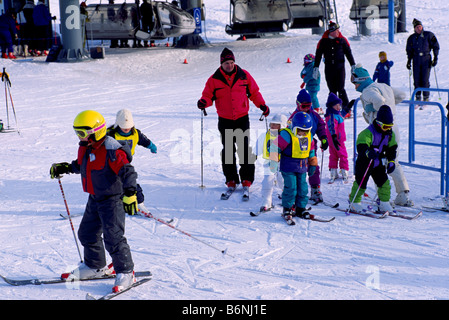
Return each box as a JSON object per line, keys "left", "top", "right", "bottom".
{"left": 198, "top": 48, "right": 270, "bottom": 190}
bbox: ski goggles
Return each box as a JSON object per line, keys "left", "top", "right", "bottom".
{"left": 73, "top": 123, "right": 106, "bottom": 139}
{"left": 376, "top": 120, "right": 394, "bottom": 131}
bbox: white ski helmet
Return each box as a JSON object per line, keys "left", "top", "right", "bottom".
{"left": 269, "top": 113, "right": 288, "bottom": 129}
{"left": 115, "top": 109, "right": 134, "bottom": 129}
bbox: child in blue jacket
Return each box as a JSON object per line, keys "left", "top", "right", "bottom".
{"left": 300, "top": 54, "right": 321, "bottom": 114}
{"left": 373, "top": 51, "right": 394, "bottom": 86}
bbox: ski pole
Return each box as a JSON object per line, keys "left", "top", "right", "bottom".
{"left": 138, "top": 209, "right": 234, "bottom": 258}
{"left": 346, "top": 159, "right": 373, "bottom": 215}
{"left": 408, "top": 69, "right": 412, "bottom": 99}
{"left": 5, "top": 79, "right": 20, "bottom": 135}
{"left": 434, "top": 67, "right": 441, "bottom": 100}
{"left": 57, "top": 178, "right": 83, "bottom": 263}
{"left": 200, "top": 109, "right": 206, "bottom": 188}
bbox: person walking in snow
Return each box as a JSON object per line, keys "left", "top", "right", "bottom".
{"left": 0, "top": 9, "right": 18, "bottom": 59}
{"left": 255, "top": 113, "right": 288, "bottom": 212}
{"left": 107, "top": 109, "right": 157, "bottom": 213}
{"left": 313, "top": 21, "right": 356, "bottom": 113}
{"left": 288, "top": 89, "right": 328, "bottom": 203}
{"left": 346, "top": 64, "right": 412, "bottom": 207}
{"left": 324, "top": 93, "right": 349, "bottom": 183}
{"left": 273, "top": 112, "right": 317, "bottom": 221}
{"left": 373, "top": 51, "right": 394, "bottom": 86}
{"left": 348, "top": 105, "right": 397, "bottom": 214}
{"left": 406, "top": 18, "right": 439, "bottom": 102}
{"left": 300, "top": 53, "right": 321, "bottom": 114}
{"left": 49, "top": 110, "right": 137, "bottom": 293}
{"left": 198, "top": 47, "right": 270, "bottom": 193}
{"left": 32, "top": 0, "right": 52, "bottom": 55}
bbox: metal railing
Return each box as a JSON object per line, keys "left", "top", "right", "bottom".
{"left": 352, "top": 87, "right": 449, "bottom": 195}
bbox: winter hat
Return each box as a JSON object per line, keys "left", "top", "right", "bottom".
{"left": 303, "top": 53, "right": 315, "bottom": 65}
{"left": 296, "top": 89, "right": 312, "bottom": 106}
{"left": 270, "top": 113, "right": 288, "bottom": 129}
{"left": 220, "top": 47, "right": 235, "bottom": 64}
{"left": 328, "top": 21, "right": 340, "bottom": 32}
{"left": 115, "top": 109, "right": 134, "bottom": 129}
{"left": 379, "top": 51, "right": 387, "bottom": 60}
{"left": 351, "top": 63, "right": 371, "bottom": 84}
{"left": 376, "top": 105, "right": 394, "bottom": 124}
{"left": 326, "top": 93, "right": 342, "bottom": 109}
{"left": 413, "top": 18, "right": 422, "bottom": 28}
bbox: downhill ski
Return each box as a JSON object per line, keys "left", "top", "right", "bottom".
{"left": 221, "top": 187, "right": 236, "bottom": 200}
{"left": 86, "top": 277, "right": 152, "bottom": 300}
{"left": 337, "top": 208, "right": 389, "bottom": 219}
{"left": 0, "top": 271, "right": 152, "bottom": 286}
{"left": 250, "top": 206, "right": 272, "bottom": 217}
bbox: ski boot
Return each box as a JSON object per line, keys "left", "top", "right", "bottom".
{"left": 61, "top": 263, "right": 114, "bottom": 281}
{"left": 394, "top": 191, "right": 414, "bottom": 207}
{"left": 310, "top": 185, "right": 323, "bottom": 203}
{"left": 113, "top": 271, "right": 136, "bottom": 293}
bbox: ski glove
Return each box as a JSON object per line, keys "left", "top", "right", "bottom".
{"left": 387, "top": 161, "right": 396, "bottom": 174}
{"left": 259, "top": 105, "right": 270, "bottom": 117}
{"left": 308, "top": 165, "right": 316, "bottom": 177}
{"left": 50, "top": 162, "right": 72, "bottom": 179}
{"left": 406, "top": 59, "right": 412, "bottom": 70}
{"left": 431, "top": 57, "right": 438, "bottom": 67}
{"left": 320, "top": 138, "right": 328, "bottom": 151}
{"left": 366, "top": 148, "right": 380, "bottom": 160}
{"left": 331, "top": 134, "right": 340, "bottom": 151}
{"left": 148, "top": 141, "right": 157, "bottom": 153}
{"left": 197, "top": 98, "right": 207, "bottom": 110}
{"left": 123, "top": 191, "right": 138, "bottom": 215}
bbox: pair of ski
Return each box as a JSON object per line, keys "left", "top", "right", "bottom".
{"left": 0, "top": 271, "right": 152, "bottom": 300}
{"left": 250, "top": 205, "right": 336, "bottom": 223}
{"left": 221, "top": 186, "right": 249, "bottom": 201}
{"left": 337, "top": 207, "right": 422, "bottom": 220}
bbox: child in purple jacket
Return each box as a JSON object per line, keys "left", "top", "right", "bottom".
{"left": 324, "top": 93, "right": 349, "bottom": 183}
{"left": 288, "top": 89, "right": 328, "bottom": 202}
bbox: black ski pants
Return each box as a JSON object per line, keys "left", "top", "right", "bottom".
{"left": 412, "top": 55, "right": 432, "bottom": 99}
{"left": 324, "top": 64, "right": 349, "bottom": 108}
{"left": 78, "top": 194, "right": 134, "bottom": 273}
{"left": 218, "top": 115, "right": 256, "bottom": 185}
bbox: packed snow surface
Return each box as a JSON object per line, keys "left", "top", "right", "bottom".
{"left": 0, "top": 0, "right": 448, "bottom": 300}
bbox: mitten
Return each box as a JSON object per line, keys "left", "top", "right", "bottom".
{"left": 148, "top": 141, "right": 157, "bottom": 153}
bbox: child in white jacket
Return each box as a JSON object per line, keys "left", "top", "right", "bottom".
{"left": 255, "top": 113, "right": 288, "bottom": 212}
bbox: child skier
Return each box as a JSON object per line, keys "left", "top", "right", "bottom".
{"left": 373, "top": 51, "right": 394, "bottom": 86}
{"left": 49, "top": 110, "right": 137, "bottom": 293}
{"left": 107, "top": 109, "right": 157, "bottom": 213}
{"left": 288, "top": 89, "right": 328, "bottom": 203}
{"left": 348, "top": 105, "right": 397, "bottom": 213}
{"left": 274, "top": 111, "right": 318, "bottom": 224}
{"left": 255, "top": 113, "right": 288, "bottom": 213}
{"left": 300, "top": 54, "right": 322, "bottom": 114}
{"left": 324, "top": 93, "right": 349, "bottom": 183}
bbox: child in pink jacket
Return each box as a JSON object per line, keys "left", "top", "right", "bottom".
{"left": 324, "top": 93, "right": 349, "bottom": 183}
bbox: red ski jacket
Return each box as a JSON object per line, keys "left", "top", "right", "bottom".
{"left": 200, "top": 65, "right": 265, "bottom": 120}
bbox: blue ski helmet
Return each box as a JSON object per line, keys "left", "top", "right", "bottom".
{"left": 291, "top": 111, "right": 312, "bottom": 135}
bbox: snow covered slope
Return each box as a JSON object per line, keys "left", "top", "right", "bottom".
{"left": 0, "top": 0, "right": 448, "bottom": 300}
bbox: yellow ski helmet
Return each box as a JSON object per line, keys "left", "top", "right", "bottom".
{"left": 73, "top": 110, "right": 106, "bottom": 142}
